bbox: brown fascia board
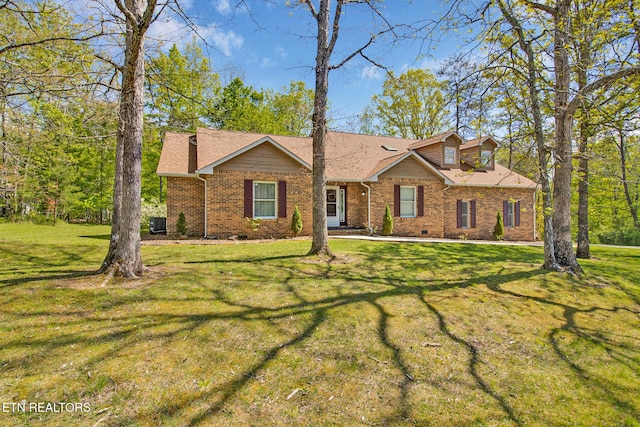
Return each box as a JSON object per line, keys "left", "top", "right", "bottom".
{"left": 366, "top": 151, "right": 453, "bottom": 184}
{"left": 408, "top": 131, "right": 464, "bottom": 150}
{"left": 461, "top": 135, "right": 500, "bottom": 149}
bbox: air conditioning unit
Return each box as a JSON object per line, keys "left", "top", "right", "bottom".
{"left": 149, "top": 217, "right": 167, "bottom": 234}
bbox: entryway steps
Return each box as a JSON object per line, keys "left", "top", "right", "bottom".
{"left": 328, "top": 227, "right": 369, "bottom": 236}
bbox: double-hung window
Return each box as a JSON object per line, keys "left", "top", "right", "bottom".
{"left": 460, "top": 201, "right": 470, "bottom": 229}
{"left": 444, "top": 146, "right": 456, "bottom": 165}
{"left": 505, "top": 200, "right": 515, "bottom": 228}
{"left": 400, "top": 186, "right": 416, "bottom": 218}
{"left": 254, "top": 182, "right": 276, "bottom": 219}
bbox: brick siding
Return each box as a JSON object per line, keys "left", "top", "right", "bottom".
{"left": 166, "top": 177, "right": 204, "bottom": 237}
{"left": 444, "top": 187, "right": 536, "bottom": 241}
{"left": 369, "top": 178, "right": 446, "bottom": 238}
{"left": 205, "top": 169, "right": 313, "bottom": 239}
{"left": 167, "top": 176, "right": 536, "bottom": 241}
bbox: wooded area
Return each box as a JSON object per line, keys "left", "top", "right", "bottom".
{"left": 1, "top": 0, "right": 638, "bottom": 274}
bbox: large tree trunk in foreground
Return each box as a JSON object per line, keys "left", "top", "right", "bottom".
{"left": 307, "top": 0, "right": 340, "bottom": 257}
{"left": 552, "top": 0, "right": 583, "bottom": 274}
{"left": 496, "top": 0, "right": 558, "bottom": 271}
{"left": 100, "top": 0, "right": 154, "bottom": 278}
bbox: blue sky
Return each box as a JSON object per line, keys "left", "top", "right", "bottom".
{"left": 144, "top": 0, "right": 470, "bottom": 130}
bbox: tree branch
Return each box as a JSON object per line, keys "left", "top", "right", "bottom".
{"left": 523, "top": 0, "right": 555, "bottom": 15}
{"left": 300, "top": 0, "right": 318, "bottom": 19}
{"left": 567, "top": 65, "right": 640, "bottom": 115}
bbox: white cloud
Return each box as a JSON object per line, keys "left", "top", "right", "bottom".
{"left": 148, "top": 16, "right": 187, "bottom": 48}
{"left": 260, "top": 57, "right": 277, "bottom": 68}
{"left": 360, "top": 65, "right": 383, "bottom": 80}
{"left": 198, "top": 24, "right": 244, "bottom": 57}
{"left": 275, "top": 45, "right": 287, "bottom": 58}
{"left": 417, "top": 57, "right": 444, "bottom": 73}
{"left": 215, "top": 0, "right": 231, "bottom": 14}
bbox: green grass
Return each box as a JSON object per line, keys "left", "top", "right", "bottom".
{"left": 0, "top": 222, "right": 639, "bottom": 426}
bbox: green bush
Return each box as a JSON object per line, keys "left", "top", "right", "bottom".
{"left": 291, "top": 205, "right": 303, "bottom": 236}
{"left": 176, "top": 212, "right": 187, "bottom": 235}
{"left": 596, "top": 227, "right": 640, "bottom": 246}
{"left": 382, "top": 204, "right": 394, "bottom": 236}
{"left": 492, "top": 211, "right": 504, "bottom": 241}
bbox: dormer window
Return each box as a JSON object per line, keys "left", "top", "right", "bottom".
{"left": 481, "top": 149, "right": 492, "bottom": 166}
{"left": 444, "top": 146, "right": 456, "bottom": 165}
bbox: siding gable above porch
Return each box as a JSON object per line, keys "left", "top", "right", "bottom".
{"left": 197, "top": 136, "right": 311, "bottom": 175}
{"left": 379, "top": 155, "right": 440, "bottom": 181}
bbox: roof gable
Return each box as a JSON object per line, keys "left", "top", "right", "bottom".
{"left": 461, "top": 135, "right": 499, "bottom": 150}
{"left": 368, "top": 151, "right": 453, "bottom": 184}
{"left": 408, "top": 131, "right": 464, "bottom": 150}
{"left": 197, "top": 135, "right": 311, "bottom": 174}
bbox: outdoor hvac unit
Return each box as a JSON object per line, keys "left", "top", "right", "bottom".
{"left": 149, "top": 217, "right": 167, "bottom": 234}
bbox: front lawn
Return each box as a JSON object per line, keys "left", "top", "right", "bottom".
{"left": 0, "top": 223, "right": 639, "bottom": 426}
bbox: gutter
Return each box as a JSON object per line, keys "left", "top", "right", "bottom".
{"left": 360, "top": 181, "right": 372, "bottom": 232}
{"left": 196, "top": 173, "right": 208, "bottom": 239}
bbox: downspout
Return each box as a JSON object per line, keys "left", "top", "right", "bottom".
{"left": 533, "top": 187, "right": 537, "bottom": 241}
{"left": 360, "top": 181, "right": 371, "bottom": 232}
{"left": 196, "top": 173, "right": 207, "bottom": 239}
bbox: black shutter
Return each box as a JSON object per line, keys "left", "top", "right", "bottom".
{"left": 456, "top": 199, "right": 462, "bottom": 228}
{"left": 340, "top": 185, "right": 348, "bottom": 225}
{"left": 515, "top": 200, "right": 521, "bottom": 227}
{"left": 278, "top": 181, "right": 287, "bottom": 218}
{"left": 503, "top": 200, "right": 509, "bottom": 227}
{"left": 394, "top": 185, "right": 400, "bottom": 217}
{"left": 417, "top": 186, "right": 424, "bottom": 217}
{"left": 470, "top": 200, "right": 476, "bottom": 228}
{"left": 244, "top": 179, "right": 253, "bottom": 218}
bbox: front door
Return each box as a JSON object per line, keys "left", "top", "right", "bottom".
{"left": 327, "top": 187, "right": 340, "bottom": 227}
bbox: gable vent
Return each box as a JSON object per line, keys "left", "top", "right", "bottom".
{"left": 382, "top": 145, "right": 398, "bottom": 151}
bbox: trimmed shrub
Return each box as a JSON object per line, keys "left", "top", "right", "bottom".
{"left": 382, "top": 204, "right": 394, "bottom": 236}
{"left": 492, "top": 211, "right": 504, "bottom": 241}
{"left": 176, "top": 212, "right": 187, "bottom": 236}
{"left": 291, "top": 205, "right": 303, "bottom": 236}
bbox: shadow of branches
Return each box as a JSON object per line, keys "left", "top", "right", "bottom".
{"left": 1, "top": 240, "right": 638, "bottom": 426}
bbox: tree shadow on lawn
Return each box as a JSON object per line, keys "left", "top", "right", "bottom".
{"left": 1, "top": 242, "right": 639, "bottom": 425}
{"left": 486, "top": 279, "right": 640, "bottom": 420}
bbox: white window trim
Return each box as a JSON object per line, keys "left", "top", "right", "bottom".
{"left": 400, "top": 186, "right": 416, "bottom": 218}
{"left": 254, "top": 181, "right": 277, "bottom": 220}
{"left": 444, "top": 146, "right": 456, "bottom": 165}
{"left": 461, "top": 200, "right": 470, "bottom": 229}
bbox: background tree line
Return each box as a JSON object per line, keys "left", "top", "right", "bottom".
{"left": 0, "top": 0, "right": 638, "bottom": 261}
{"left": 0, "top": 4, "right": 314, "bottom": 225}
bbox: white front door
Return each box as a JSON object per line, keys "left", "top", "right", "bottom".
{"left": 327, "top": 187, "right": 340, "bottom": 227}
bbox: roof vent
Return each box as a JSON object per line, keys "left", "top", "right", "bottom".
{"left": 382, "top": 145, "right": 398, "bottom": 151}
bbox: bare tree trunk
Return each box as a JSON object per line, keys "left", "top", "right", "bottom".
{"left": 552, "top": 0, "right": 583, "bottom": 274}
{"left": 618, "top": 129, "right": 640, "bottom": 228}
{"left": 576, "top": 135, "right": 590, "bottom": 258}
{"left": 497, "top": 0, "right": 558, "bottom": 270}
{"left": 575, "top": 65, "right": 591, "bottom": 259}
{"left": 99, "top": 116, "right": 123, "bottom": 272}
{"left": 99, "top": 0, "right": 155, "bottom": 278}
{"left": 306, "top": 0, "right": 341, "bottom": 257}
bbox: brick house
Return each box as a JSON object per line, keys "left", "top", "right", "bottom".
{"left": 156, "top": 128, "right": 537, "bottom": 241}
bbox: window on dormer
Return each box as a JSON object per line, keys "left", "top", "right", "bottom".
{"left": 481, "top": 149, "right": 492, "bottom": 166}
{"left": 444, "top": 146, "right": 456, "bottom": 165}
